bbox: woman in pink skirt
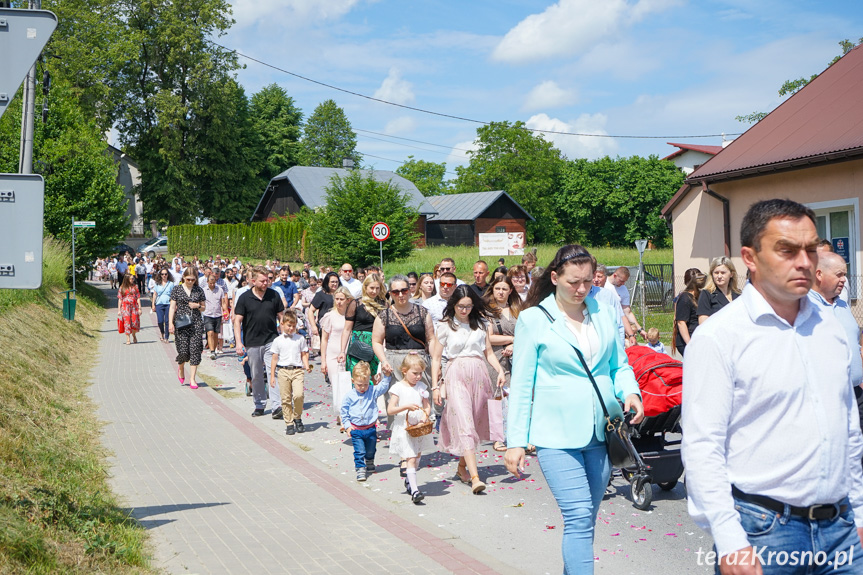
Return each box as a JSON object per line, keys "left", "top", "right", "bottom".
{"left": 432, "top": 285, "right": 507, "bottom": 494}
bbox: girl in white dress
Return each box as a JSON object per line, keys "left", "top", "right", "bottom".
{"left": 388, "top": 354, "right": 434, "bottom": 504}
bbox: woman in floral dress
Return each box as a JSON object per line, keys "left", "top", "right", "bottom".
{"left": 117, "top": 273, "right": 142, "bottom": 345}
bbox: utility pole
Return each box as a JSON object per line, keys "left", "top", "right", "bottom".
{"left": 18, "top": 0, "right": 41, "bottom": 175}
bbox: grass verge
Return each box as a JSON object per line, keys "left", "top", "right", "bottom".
{"left": 0, "top": 238, "right": 152, "bottom": 574}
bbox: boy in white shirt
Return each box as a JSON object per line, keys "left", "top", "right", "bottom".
{"left": 270, "top": 310, "right": 313, "bottom": 435}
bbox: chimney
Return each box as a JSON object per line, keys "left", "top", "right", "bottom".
{"left": 342, "top": 158, "right": 354, "bottom": 170}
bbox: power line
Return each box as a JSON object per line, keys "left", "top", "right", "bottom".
{"left": 359, "top": 152, "right": 459, "bottom": 177}
{"left": 357, "top": 132, "right": 456, "bottom": 158}
{"left": 355, "top": 128, "right": 475, "bottom": 152}
{"left": 211, "top": 40, "right": 743, "bottom": 141}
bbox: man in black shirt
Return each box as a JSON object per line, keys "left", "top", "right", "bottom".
{"left": 469, "top": 260, "right": 489, "bottom": 298}
{"left": 234, "top": 267, "right": 285, "bottom": 417}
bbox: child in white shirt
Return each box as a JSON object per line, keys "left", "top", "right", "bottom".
{"left": 270, "top": 310, "right": 312, "bottom": 435}
{"left": 645, "top": 327, "right": 666, "bottom": 354}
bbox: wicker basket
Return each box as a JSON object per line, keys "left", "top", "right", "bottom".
{"left": 405, "top": 419, "right": 433, "bottom": 437}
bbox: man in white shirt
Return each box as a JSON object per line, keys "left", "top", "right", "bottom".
{"left": 682, "top": 199, "right": 863, "bottom": 574}
{"left": 434, "top": 258, "right": 465, "bottom": 291}
{"left": 339, "top": 263, "right": 362, "bottom": 299}
{"left": 604, "top": 266, "right": 646, "bottom": 344}
{"left": 170, "top": 262, "right": 184, "bottom": 284}
{"left": 423, "top": 272, "right": 457, "bottom": 323}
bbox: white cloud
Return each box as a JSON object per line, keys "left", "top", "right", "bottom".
{"left": 373, "top": 68, "right": 416, "bottom": 105}
{"left": 525, "top": 113, "right": 618, "bottom": 160}
{"left": 230, "top": 0, "right": 360, "bottom": 29}
{"left": 522, "top": 81, "right": 577, "bottom": 111}
{"left": 383, "top": 116, "right": 418, "bottom": 134}
{"left": 446, "top": 139, "right": 479, "bottom": 166}
{"left": 491, "top": 0, "right": 680, "bottom": 64}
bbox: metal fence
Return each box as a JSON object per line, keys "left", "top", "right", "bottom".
{"left": 623, "top": 267, "right": 863, "bottom": 349}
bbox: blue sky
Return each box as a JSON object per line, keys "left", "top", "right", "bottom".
{"left": 222, "top": 0, "right": 862, "bottom": 178}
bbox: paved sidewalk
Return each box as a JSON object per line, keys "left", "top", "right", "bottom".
{"left": 90, "top": 283, "right": 513, "bottom": 575}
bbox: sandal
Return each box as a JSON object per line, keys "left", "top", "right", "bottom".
{"left": 493, "top": 441, "right": 507, "bottom": 452}
{"left": 455, "top": 465, "right": 471, "bottom": 485}
{"left": 470, "top": 475, "right": 486, "bottom": 494}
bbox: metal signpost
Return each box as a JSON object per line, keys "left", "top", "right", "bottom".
{"left": 64, "top": 219, "right": 94, "bottom": 320}
{"left": 634, "top": 239, "right": 648, "bottom": 328}
{"left": 0, "top": 7, "right": 57, "bottom": 290}
{"left": 371, "top": 222, "right": 390, "bottom": 272}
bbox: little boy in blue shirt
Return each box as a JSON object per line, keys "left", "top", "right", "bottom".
{"left": 340, "top": 361, "right": 390, "bottom": 482}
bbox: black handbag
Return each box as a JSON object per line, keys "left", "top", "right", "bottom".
{"left": 174, "top": 313, "right": 193, "bottom": 330}
{"left": 537, "top": 305, "right": 639, "bottom": 469}
{"left": 347, "top": 338, "right": 375, "bottom": 363}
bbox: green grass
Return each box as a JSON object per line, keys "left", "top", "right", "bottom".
{"left": 0, "top": 238, "right": 153, "bottom": 574}
{"left": 383, "top": 244, "right": 673, "bottom": 281}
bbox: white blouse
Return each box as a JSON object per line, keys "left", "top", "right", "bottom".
{"left": 437, "top": 320, "right": 487, "bottom": 359}
{"left": 564, "top": 308, "right": 600, "bottom": 369}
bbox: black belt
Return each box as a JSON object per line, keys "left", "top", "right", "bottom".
{"left": 732, "top": 485, "right": 846, "bottom": 521}
{"left": 279, "top": 365, "right": 303, "bottom": 370}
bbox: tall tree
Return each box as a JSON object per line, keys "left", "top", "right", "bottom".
{"left": 249, "top": 84, "right": 304, "bottom": 181}
{"left": 194, "top": 79, "right": 267, "bottom": 223}
{"left": 556, "top": 156, "right": 684, "bottom": 247}
{"left": 737, "top": 38, "right": 861, "bottom": 124}
{"left": 0, "top": 80, "right": 129, "bottom": 274}
{"left": 454, "top": 121, "right": 564, "bottom": 243}
{"left": 396, "top": 155, "right": 450, "bottom": 196}
{"left": 116, "top": 0, "right": 240, "bottom": 225}
{"left": 307, "top": 171, "right": 419, "bottom": 266}
{"left": 301, "top": 100, "right": 362, "bottom": 168}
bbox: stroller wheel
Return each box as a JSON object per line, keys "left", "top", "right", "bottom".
{"left": 658, "top": 480, "right": 678, "bottom": 491}
{"left": 630, "top": 476, "right": 653, "bottom": 510}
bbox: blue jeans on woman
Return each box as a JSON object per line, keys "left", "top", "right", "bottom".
{"left": 155, "top": 303, "right": 170, "bottom": 339}
{"left": 537, "top": 436, "right": 610, "bottom": 575}
{"left": 722, "top": 495, "right": 863, "bottom": 574}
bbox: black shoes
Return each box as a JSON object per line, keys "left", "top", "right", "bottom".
{"left": 272, "top": 407, "right": 283, "bottom": 420}
{"left": 365, "top": 460, "right": 375, "bottom": 473}
{"left": 285, "top": 424, "right": 295, "bottom": 435}
{"left": 294, "top": 419, "right": 304, "bottom": 433}
{"left": 411, "top": 490, "right": 425, "bottom": 504}
{"left": 251, "top": 408, "right": 265, "bottom": 417}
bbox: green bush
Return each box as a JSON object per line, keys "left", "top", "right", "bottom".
{"left": 167, "top": 216, "right": 309, "bottom": 262}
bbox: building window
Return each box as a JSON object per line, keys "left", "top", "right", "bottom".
{"left": 809, "top": 199, "right": 858, "bottom": 300}
{"left": 495, "top": 226, "right": 506, "bottom": 233}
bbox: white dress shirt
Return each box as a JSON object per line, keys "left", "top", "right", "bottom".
{"left": 341, "top": 277, "right": 362, "bottom": 299}
{"left": 681, "top": 283, "right": 863, "bottom": 557}
{"left": 422, "top": 294, "right": 448, "bottom": 323}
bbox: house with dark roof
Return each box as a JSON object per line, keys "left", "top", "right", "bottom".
{"left": 425, "top": 191, "right": 534, "bottom": 246}
{"left": 251, "top": 166, "right": 438, "bottom": 245}
{"left": 662, "top": 142, "right": 725, "bottom": 175}
{"left": 662, "top": 44, "right": 863, "bottom": 303}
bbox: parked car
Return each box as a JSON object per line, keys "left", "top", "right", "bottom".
{"left": 111, "top": 243, "right": 136, "bottom": 257}
{"left": 138, "top": 236, "right": 168, "bottom": 258}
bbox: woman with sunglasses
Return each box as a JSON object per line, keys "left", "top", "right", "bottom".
{"left": 432, "top": 285, "right": 507, "bottom": 494}
{"left": 169, "top": 266, "right": 206, "bottom": 389}
{"left": 338, "top": 274, "right": 387, "bottom": 375}
{"left": 151, "top": 266, "right": 175, "bottom": 343}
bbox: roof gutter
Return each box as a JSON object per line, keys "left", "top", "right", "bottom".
{"left": 702, "top": 182, "right": 731, "bottom": 257}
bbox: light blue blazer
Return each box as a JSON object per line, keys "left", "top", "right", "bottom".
{"left": 507, "top": 293, "right": 640, "bottom": 450}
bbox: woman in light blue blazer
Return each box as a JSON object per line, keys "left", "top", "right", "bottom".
{"left": 505, "top": 245, "right": 644, "bottom": 574}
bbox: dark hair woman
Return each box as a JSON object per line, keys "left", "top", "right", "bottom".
{"left": 151, "top": 266, "right": 175, "bottom": 343}
{"left": 432, "top": 285, "right": 507, "bottom": 494}
{"left": 308, "top": 271, "right": 341, "bottom": 345}
{"left": 169, "top": 266, "right": 206, "bottom": 389}
{"left": 673, "top": 268, "right": 706, "bottom": 356}
{"left": 506, "top": 244, "right": 643, "bottom": 574}
{"left": 117, "top": 272, "right": 142, "bottom": 345}
{"left": 483, "top": 276, "right": 522, "bottom": 451}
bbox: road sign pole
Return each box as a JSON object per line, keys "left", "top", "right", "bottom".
{"left": 71, "top": 216, "right": 75, "bottom": 293}
{"left": 380, "top": 241, "right": 383, "bottom": 275}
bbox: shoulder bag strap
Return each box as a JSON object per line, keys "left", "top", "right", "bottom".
{"left": 537, "top": 305, "right": 613, "bottom": 424}
{"left": 392, "top": 306, "right": 428, "bottom": 350}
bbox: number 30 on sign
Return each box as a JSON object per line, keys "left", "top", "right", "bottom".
{"left": 372, "top": 222, "right": 390, "bottom": 242}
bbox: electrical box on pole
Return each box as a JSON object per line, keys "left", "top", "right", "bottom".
{"left": 0, "top": 8, "right": 57, "bottom": 289}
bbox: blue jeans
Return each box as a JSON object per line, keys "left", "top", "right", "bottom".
{"left": 155, "top": 304, "right": 170, "bottom": 338}
{"left": 721, "top": 495, "right": 863, "bottom": 574}
{"left": 537, "top": 437, "right": 610, "bottom": 575}
{"left": 350, "top": 427, "right": 377, "bottom": 469}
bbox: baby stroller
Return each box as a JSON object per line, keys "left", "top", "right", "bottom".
{"left": 621, "top": 346, "right": 684, "bottom": 509}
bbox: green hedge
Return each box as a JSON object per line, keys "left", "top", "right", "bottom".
{"left": 166, "top": 218, "right": 309, "bottom": 262}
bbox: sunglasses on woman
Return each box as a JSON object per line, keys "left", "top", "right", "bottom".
{"left": 390, "top": 287, "right": 410, "bottom": 295}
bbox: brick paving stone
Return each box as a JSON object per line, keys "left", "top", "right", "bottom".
{"left": 88, "top": 283, "right": 512, "bottom": 575}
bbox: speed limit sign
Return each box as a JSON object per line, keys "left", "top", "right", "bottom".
{"left": 372, "top": 222, "right": 390, "bottom": 242}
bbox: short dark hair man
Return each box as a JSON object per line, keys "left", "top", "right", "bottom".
{"left": 682, "top": 199, "right": 863, "bottom": 573}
